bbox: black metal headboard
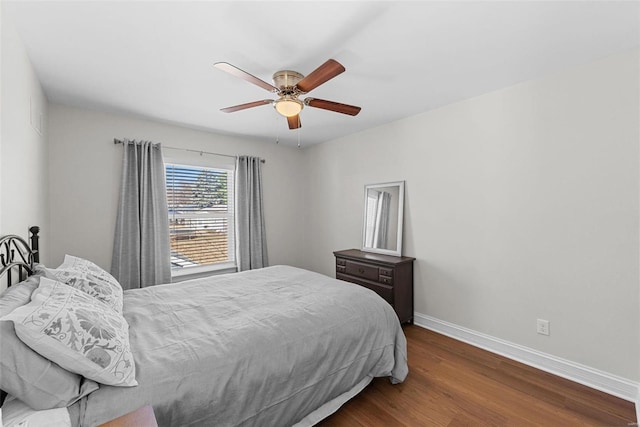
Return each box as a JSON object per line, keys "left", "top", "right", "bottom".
{"left": 0, "top": 226, "right": 40, "bottom": 407}
{"left": 0, "top": 226, "right": 40, "bottom": 288}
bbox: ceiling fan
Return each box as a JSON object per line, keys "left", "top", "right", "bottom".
{"left": 214, "top": 59, "right": 361, "bottom": 130}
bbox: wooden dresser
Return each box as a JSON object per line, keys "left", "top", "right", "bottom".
{"left": 334, "top": 249, "right": 415, "bottom": 324}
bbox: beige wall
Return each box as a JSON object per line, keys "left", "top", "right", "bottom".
{"left": 47, "top": 105, "right": 307, "bottom": 272}
{"left": 303, "top": 49, "right": 640, "bottom": 381}
{"left": 0, "top": 4, "right": 50, "bottom": 270}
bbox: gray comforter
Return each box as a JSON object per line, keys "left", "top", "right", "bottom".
{"left": 68, "top": 265, "right": 408, "bottom": 426}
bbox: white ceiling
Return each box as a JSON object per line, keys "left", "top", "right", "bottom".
{"left": 5, "top": 1, "right": 639, "bottom": 147}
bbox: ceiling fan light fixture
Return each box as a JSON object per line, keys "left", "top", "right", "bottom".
{"left": 275, "top": 96, "right": 303, "bottom": 117}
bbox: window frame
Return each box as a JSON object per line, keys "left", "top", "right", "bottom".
{"left": 164, "top": 153, "right": 236, "bottom": 278}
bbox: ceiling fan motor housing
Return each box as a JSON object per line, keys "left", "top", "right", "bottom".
{"left": 272, "top": 70, "right": 304, "bottom": 93}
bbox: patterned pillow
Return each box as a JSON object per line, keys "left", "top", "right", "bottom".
{"left": 1, "top": 277, "right": 137, "bottom": 387}
{"left": 0, "top": 271, "right": 99, "bottom": 409}
{"left": 46, "top": 255, "right": 123, "bottom": 313}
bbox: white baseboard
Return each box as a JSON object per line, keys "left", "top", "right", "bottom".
{"left": 413, "top": 312, "right": 639, "bottom": 404}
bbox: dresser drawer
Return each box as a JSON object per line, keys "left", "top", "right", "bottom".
{"left": 379, "top": 275, "right": 393, "bottom": 285}
{"left": 344, "top": 260, "right": 379, "bottom": 281}
{"left": 379, "top": 267, "right": 393, "bottom": 278}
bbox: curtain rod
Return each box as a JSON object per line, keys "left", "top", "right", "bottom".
{"left": 113, "top": 138, "right": 265, "bottom": 163}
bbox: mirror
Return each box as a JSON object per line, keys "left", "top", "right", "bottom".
{"left": 362, "top": 181, "right": 405, "bottom": 257}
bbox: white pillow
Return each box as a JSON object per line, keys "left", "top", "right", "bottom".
{"left": 1, "top": 277, "right": 137, "bottom": 387}
{"left": 46, "top": 255, "right": 123, "bottom": 313}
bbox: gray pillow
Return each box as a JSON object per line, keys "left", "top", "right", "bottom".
{"left": 0, "top": 270, "right": 99, "bottom": 410}
{"left": 3, "top": 277, "right": 137, "bottom": 387}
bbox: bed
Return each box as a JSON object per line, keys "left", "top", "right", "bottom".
{"left": 0, "top": 228, "right": 408, "bottom": 426}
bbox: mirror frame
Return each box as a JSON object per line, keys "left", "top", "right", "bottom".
{"left": 361, "top": 181, "right": 405, "bottom": 257}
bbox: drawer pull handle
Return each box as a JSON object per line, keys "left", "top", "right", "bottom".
{"left": 358, "top": 268, "right": 365, "bottom": 274}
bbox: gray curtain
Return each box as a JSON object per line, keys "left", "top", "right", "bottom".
{"left": 111, "top": 139, "right": 171, "bottom": 289}
{"left": 235, "top": 156, "right": 268, "bottom": 271}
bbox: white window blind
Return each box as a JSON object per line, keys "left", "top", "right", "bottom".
{"left": 165, "top": 163, "right": 235, "bottom": 273}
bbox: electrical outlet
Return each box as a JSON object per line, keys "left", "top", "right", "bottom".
{"left": 537, "top": 319, "right": 550, "bottom": 336}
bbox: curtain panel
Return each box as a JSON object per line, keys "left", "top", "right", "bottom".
{"left": 235, "top": 156, "right": 268, "bottom": 271}
{"left": 111, "top": 139, "right": 171, "bottom": 289}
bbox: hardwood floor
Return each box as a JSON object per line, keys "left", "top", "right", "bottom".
{"left": 318, "top": 326, "right": 636, "bottom": 426}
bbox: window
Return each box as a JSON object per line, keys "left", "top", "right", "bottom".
{"left": 165, "top": 162, "right": 235, "bottom": 276}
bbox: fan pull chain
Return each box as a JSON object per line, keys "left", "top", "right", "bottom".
{"left": 297, "top": 117, "right": 301, "bottom": 148}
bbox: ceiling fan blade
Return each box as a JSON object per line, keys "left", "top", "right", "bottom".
{"left": 296, "top": 59, "right": 345, "bottom": 93}
{"left": 220, "top": 99, "right": 273, "bottom": 113}
{"left": 305, "top": 98, "right": 361, "bottom": 116}
{"left": 214, "top": 62, "right": 277, "bottom": 92}
{"left": 287, "top": 115, "right": 301, "bottom": 129}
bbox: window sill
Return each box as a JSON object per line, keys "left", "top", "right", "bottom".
{"left": 170, "top": 262, "right": 237, "bottom": 282}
